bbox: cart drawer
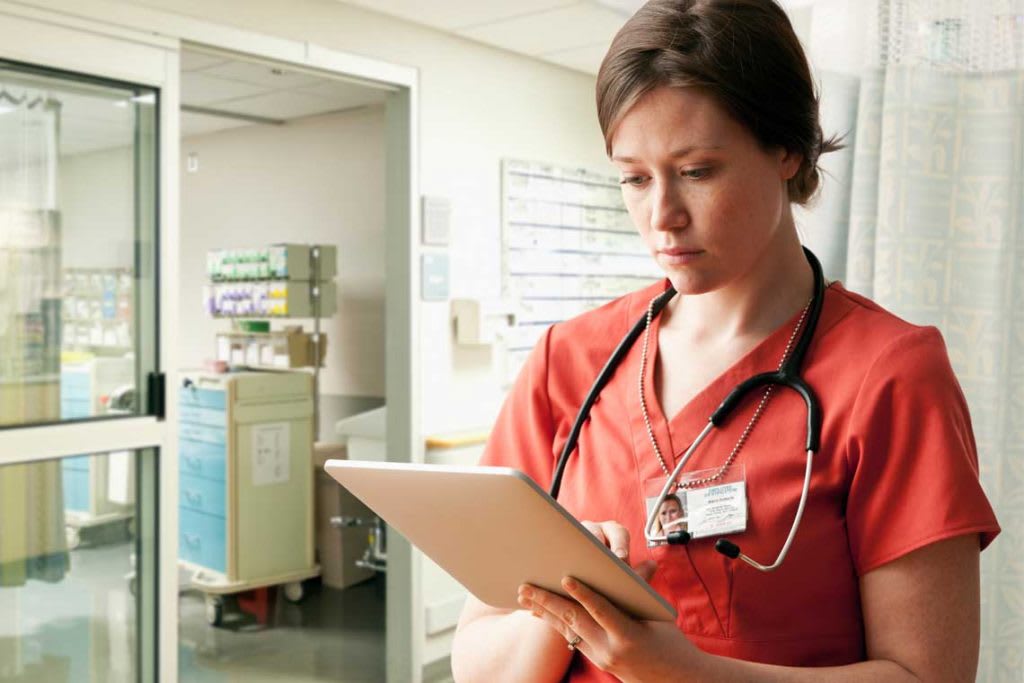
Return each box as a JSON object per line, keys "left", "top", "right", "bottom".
{"left": 61, "top": 371, "right": 91, "bottom": 396}
{"left": 61, "top": 398, "right": 92, "bottom": 419}
{"left": 179, "top": 405, "right": 225, "bottom": 428}
{"left": 179, "top": 507, "right": 226, "bottom": 573}
{"left": 180, "top": 473, "right": 226, "bottom": 518}
{"left": 63, "top": 455, "right": 91, "bottom": 472}
{"left": 179, "top": 387, "right": 226, "bottom": 411}
{"left": 179, "top": 422, "right": 226, "bottom": 446}
{"left": 62, "top": 468, "right": 91, "bottom": 512}
{"left": 179, "top": 440, "right": 226, "bottom": 482}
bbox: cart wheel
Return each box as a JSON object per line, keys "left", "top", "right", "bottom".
{"left": 283, "top": 581, "right": 304, "bottom": 603}
{"left": 65, "top": 526, "right": 81, "bottom": 550}
{"left": 205, "top": 595, "right": 225, "bottom": 626}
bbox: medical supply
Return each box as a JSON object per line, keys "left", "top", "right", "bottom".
{"left": 202, "top": 280, "right": 337, "bottom": 318}
{"left": 207, "top": 244, "right": 338, "bottom": 282}
{"left": 215, "top": 326, "right": 326, "bottom": 369}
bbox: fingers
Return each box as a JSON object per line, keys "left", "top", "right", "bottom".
{"left": 599, "top": 521, "right": 631, "bottom": 562}
{"left": 581, "top": 521, "right": 607, "bottom": 548}
{"left": 582, "top": 520, "right": 631, "bottom": 562}
{"left": 633, "top": 559, "right": 658, "bottom": 583}
{"left": 562, "top": 576, "right": 630, "bottom": 636}
{"left": 518, "top": 584, "right": 601, "bottom": 653}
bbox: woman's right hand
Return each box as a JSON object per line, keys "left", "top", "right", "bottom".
{"left": 580, "top": 520, "right": 658, "bottom": 582}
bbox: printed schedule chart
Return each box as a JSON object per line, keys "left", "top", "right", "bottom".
{"left": 501, "top": 159, "right": 662, "bottom": 382}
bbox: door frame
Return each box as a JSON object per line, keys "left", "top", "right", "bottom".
{"left": 0, "top": 2, "right": 421, "bottom": 681}
{"left": 0, "top": 6, "right": 177, "bottom": 681}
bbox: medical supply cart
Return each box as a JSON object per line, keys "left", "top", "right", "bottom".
{"left": 185, "top": 243, "right": 336, "bottom": 625}
{"left": 60, "top": 354, "right": 135, "bottom": 548}
{"left": 179, "top": 370, "right": 319, "bottom": 625}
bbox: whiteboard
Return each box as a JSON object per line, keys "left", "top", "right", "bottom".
{"left": 501, "top": 159, "right": 661, "bottom": 382}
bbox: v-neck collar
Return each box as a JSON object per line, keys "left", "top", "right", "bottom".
{"left": 626, "top": 280, "right": 845, "bottom": 478}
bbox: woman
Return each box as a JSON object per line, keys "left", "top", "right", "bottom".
{"left": 451, "top": 1, "right": 1000, "bottom": 681}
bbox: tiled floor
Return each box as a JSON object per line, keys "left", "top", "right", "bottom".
{"left": 179, "top": 575, "right": 386, "bottom": 682}
{"left": 0, "top": 538, "right": 389, "bottom": 682}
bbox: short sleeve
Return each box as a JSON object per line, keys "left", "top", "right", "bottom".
{"left": 479, "top": 326, "right": 558, "bottom": 489}
{"left": 844, "top": 326, "right": 1000, "bottom": 575}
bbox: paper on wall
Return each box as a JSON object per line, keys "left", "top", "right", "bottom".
{"left": 252, "top": 422, "right": 290, "bottom": 486}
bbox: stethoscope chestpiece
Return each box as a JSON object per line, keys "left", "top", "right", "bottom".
{"left": 667, "top": 530, "right": 691, "bottom": 546}
{"left": 715, "top": 538, "right": 741, "bottom": 559}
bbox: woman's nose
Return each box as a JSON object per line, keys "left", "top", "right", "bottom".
{"left": 649, "top": 179, "right": 689, "bottom": 232}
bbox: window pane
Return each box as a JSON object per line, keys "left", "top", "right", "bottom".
{"left": 0, "top": 448, "right": 155, "bottom": 682}
{"left": 0, "top": 61, "right": 157, "bottom": 428}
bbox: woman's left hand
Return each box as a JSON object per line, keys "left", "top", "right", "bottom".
{"left": 517, "top": 574, "right": 704, "bottom": 683}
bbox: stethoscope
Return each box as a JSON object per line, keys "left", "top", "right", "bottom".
{"left": 548, "top": 247, "right": 825, "bottom": 573}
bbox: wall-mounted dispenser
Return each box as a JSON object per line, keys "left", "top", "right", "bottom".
{"left": 450, "top": 299, "right": 517, "bottom": 346}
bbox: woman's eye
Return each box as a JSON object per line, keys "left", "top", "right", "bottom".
{"left": 619, "top": 175, "right": 648, "bottom": 187}
{"left": 683, "top": 168, "right": 710, "bottom": 180}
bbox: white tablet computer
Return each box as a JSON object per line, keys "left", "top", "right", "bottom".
{"left": 324, "top": 460, "right": 676, "bottom": 622}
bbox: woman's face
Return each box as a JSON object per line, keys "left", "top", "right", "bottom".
{"left": 609, "top": 86, "right": 801, "bottom": 295}
{"left": 659, "top": 498, "right": 683, "bottom": 530}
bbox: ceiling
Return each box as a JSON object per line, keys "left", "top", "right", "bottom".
{"left": 0, "top": 49, "right": 391, "bottom": 156}
{"left": 336, "top": 0, "right": 819, "bottom": 75}
{"left": 12, "top": 0, "right": 819, "bottom": 156}
{"left": 179, "top": 49, "right": 390, "bottom": 138}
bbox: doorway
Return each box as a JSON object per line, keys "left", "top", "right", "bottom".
{"left": 175, "top": 45, "right": 391, "bottom": 683}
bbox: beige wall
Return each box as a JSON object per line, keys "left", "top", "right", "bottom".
{"left": 179, "top": 106, "right": 387, "bottom": 397}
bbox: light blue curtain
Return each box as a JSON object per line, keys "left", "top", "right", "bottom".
{"left": 840, "top": 3, "right": 1023, "bottom": 678}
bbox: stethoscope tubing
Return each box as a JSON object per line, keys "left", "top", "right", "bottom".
{"left": 548, "top": 285, "right": 676, "bottom": 501}
{"left": 547, "top": 247, "right": 826, "bottom": 571}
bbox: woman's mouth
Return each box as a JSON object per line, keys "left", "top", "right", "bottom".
{"left": 657, "top": 247, "right": 704, "bottom": 265}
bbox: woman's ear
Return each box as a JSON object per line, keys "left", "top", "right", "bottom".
{"left": 779, "top": 148, "right": 803, "bottom": 181}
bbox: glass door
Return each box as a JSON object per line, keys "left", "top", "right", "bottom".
{"left": 0, "top": 12, "right": 174, "bottom": 682}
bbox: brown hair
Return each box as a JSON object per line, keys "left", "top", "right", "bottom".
{"left": 596, "top": 0, "right": 843, "bottom": 205}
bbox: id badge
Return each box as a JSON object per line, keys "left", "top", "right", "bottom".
{"left": 680, "top": 464, "right": 748, "bottom": 540}
{"left": 643, "top": 477, "right": 688, "bottom": 546}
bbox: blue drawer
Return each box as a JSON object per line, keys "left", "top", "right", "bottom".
{"left": 61, "top": 371, "right": 91, "bottom": 396}
{"left": 180, "top": 473, "right": 226, "bottom": 518}
{"left": 179, "top": 422, "right": 226, "bottom": 446}
{"left": 64, "top": 455, "right": 91, "bottom": 472}
{"left": 61, "top": 398, "right": 92, "bottom": 419}
{"left": 63, "top": 468, "right": 90, "bottom": 512}
{"left": 179, "top": 507, "right": 226, "bottom": 573}
{"left": 179, "top": 405, "right": 225, "bottom": 428}
{"left": 179, "top": 440, "right": 226, "bottom": 482}
{"left": 180, "top": 387, "right": 226, "bottom": 411}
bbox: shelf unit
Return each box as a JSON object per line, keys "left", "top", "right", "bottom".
{"left": 201, "top": 244, "right": 336, "bottom": 435}
{"left": 61, "top": 267, "right": 133, "bottom": 354}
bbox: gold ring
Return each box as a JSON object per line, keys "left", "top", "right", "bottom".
{"left": 567, "top": 634, "right": 582, "bottom": 650}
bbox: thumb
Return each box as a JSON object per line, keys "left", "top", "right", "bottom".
{"left": 633, "top": 559, "right": 658, "bottom": 583}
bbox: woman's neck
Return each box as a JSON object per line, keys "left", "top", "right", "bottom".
{"left": 662, "top": 227, "right": 814, "bottom": 346}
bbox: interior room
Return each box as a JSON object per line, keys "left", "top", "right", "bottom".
{"left": 174, "top": 47, "right": 390, "bottom": 681}
{"left": 0, "top": 1, "right": 1020, "bottom": 682}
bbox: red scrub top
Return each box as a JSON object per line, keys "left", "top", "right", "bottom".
{"left": 480, "top": 280, "right": 1000, "bottom": 680}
